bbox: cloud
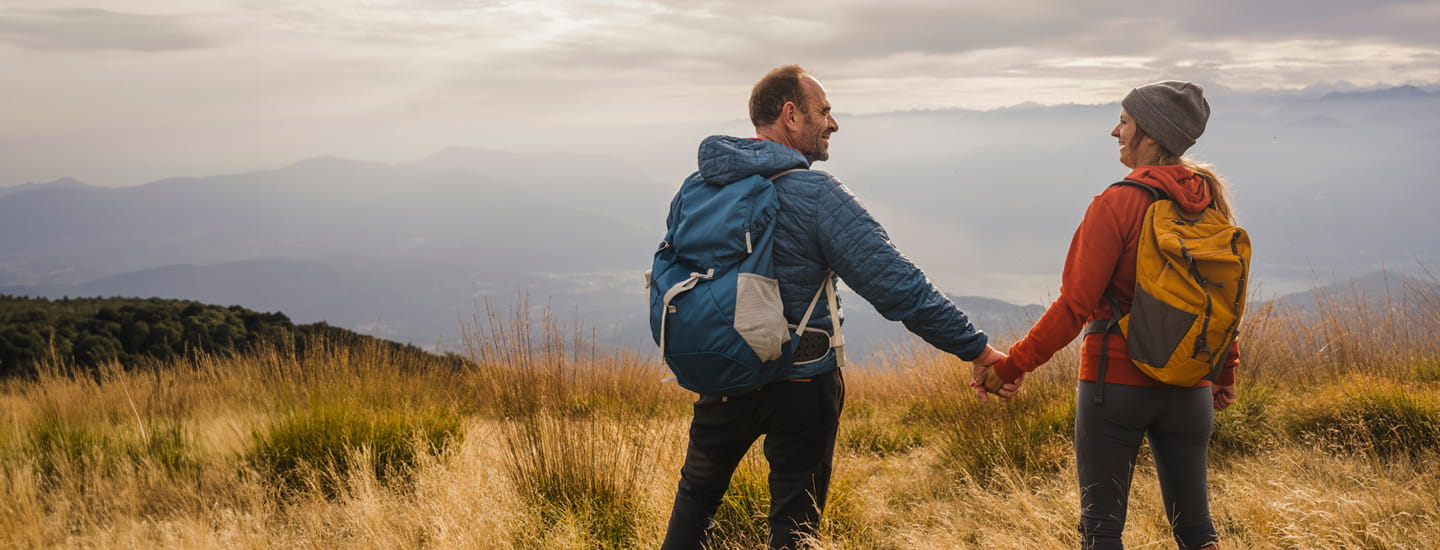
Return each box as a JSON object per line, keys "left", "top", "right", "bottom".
{"left": 0, "top": 8, "right": 214, "bottom": 51}
{"left": 372, "top": 0, "right": 1440, "bottom": 110}
{"left": 1178, "top": 0, "right": 1440, "bottom": 45}
{"left": 2, "top": 0, "right": 1439, "bottom": 188}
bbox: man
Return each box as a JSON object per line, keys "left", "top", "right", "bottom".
{"left": 659, "top": 65, "right": 1008, "bottom": 549}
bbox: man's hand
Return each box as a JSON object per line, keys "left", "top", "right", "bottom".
{"left": 969, "top": 346, "right": 1007, "bottom": 402}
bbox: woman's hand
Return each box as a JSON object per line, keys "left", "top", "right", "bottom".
{"left": 981, "top": 366, "right": 1023, "bottom": 402}
{"left": 969, "top": 346, "right": 1023, "bottom": 403}
{"left": 1211, "top": 383, "right": 1237, "bottom": 411}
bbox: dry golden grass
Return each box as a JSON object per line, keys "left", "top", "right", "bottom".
{"left": 0, "top": 284, "right": 1437, "bottom": 549}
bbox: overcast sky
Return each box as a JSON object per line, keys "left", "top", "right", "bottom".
{"left": 3, "top": 0, "right": 1439, "bottom": 186}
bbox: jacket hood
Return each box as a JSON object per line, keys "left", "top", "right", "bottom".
{"left": 1125, "top": 164, "right": 1211, "bottom": 213}
{"left": 696, "top": 135, "right": 810, "bottom": 184}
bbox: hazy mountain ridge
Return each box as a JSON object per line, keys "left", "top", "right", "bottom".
{"left": 1313, "top": 85, "right": 1435, "bottom": 102}
{"left": 1266, "top": 270, "right": 1440, "bottom": 314}
{"left": 0, "top": 177, "right": 92, "bottom": 198}
{"left": 0, "top": 150, "right": 665, "bottom": 287}
{"left": 3, "top": 257, "right": 506, "bottom": 347}
{"left": 3, "top": 86, "right": 1436, "bottom": 352}
{"left": 836, "top": 86, "right": 1438, "bottom": 298}
{"left": 0, "top": 255, "right": 1050, "bottom": 358}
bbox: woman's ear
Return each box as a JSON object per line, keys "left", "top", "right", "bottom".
{"left": 1139, "top": 133, "right": 1164, "bottom": 162}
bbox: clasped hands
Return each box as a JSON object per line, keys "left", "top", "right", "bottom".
{"left": 970, "top": 346, "right": 1023, "bottom": 403}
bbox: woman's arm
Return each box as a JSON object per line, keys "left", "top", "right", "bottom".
{"left": 992, "top": 189, "right": 1137, "bottom": 383}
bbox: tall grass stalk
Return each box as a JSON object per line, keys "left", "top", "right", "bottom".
{"left": 500, "top": 412, "right": 662, "bottom": 548}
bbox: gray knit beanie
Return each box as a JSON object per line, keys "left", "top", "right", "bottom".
{"left": 1121, "top": 81, "right": 1209, "bottom": 156}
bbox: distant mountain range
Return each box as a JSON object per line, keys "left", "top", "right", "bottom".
{"left": 3, "top": 86, "right": 1437, "bottom": 356}
{"left": 0, "top": 142, "right": 1058, "bottom": 354}
{"left": 1315, "top": 85, "right": 1434, "bottom": 102}
{"left": 0, "top": 149, "right": 667, "bottom": 287}
{"left": 0, "top": 253, "right": 1050, "bottom": 359}
{"left": 1265, "top": 270, "right": 1440, "bottom": 315}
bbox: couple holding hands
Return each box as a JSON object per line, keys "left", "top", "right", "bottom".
{"left": 660, "top": 65, "right": 1237, "bottom": 550}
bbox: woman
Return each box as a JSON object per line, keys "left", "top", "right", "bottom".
{"left": 984, "top": 81, "right": 1238, "bottom": 550}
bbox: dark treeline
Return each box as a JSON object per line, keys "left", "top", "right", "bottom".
{"left": 0, "top": 295, "right": 457, "bottom": 376}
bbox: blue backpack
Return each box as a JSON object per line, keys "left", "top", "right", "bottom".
{"left": 647, "top": 168, "right": 837, "bottom": 396}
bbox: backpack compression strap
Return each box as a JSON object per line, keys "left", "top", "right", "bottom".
{"left": 825, "top": 274, "right": 846, "bottom": 368}
{"left": 657, "top": 267, "right": 714, "bottom": 358}
{"left": 1087, "top": 294, "right": 1124, "bottom": 405}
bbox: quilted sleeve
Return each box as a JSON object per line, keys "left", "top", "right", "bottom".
{"left": 812, "top": 176, "right": 989, "bottom": 361}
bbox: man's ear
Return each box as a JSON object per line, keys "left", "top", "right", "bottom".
{"left": 780, "top": 100, "right": 800, "bottom": 130}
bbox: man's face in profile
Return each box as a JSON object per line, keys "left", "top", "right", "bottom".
{"left": 796, "top": 76, "right": 838, "bottom": 161}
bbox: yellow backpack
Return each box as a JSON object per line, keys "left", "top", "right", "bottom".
{"left": 1090, "top": 180, "right": 1252, "bottom": 403}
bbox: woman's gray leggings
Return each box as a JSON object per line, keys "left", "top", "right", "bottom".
{"left": 1075, "top": 381, "right": 1220, "bottom": 550}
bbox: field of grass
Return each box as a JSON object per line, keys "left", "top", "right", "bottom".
{"left": 2, "top": 285, "right": 1439, "bottom": 549}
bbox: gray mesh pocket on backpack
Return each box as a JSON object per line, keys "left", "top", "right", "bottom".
{"left": 734, "top": 273, "right": 787, "bottom": 362}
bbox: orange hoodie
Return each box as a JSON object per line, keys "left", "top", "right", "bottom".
{"left": 992, "top": 164, "right": 1239, "bottom": 387}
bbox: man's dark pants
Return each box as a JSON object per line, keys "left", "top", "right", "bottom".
{"left": 661, "top": 369, "right": 845, "bottom": 550}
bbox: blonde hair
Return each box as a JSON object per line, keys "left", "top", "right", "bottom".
{"left": 1155, "top": 153, "right": 1234, "bottom": 223}
{"left": 1132, "top": 128, "right": 1235, "bottom": 222}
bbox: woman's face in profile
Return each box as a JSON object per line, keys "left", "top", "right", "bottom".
{"left": 1111, "top": 109, "right": 1142, "bottom": 168}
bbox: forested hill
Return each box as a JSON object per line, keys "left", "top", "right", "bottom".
{"left": 0, "top": 295, "right": 455, "bottom": 376}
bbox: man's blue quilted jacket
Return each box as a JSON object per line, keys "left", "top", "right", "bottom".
{"left": 678, "top": 135, "right": 989, "bottom": 380}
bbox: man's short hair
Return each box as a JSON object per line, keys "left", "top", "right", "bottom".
{"left": 749, "top": 65, "right": 809, "bottom": 127}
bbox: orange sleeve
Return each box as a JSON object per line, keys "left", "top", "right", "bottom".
{"left": 993, "top": 194, "right": 1127, "bottom": 383}
{"left": 1215, "top": 337, "right": 1239, "bottom": 385}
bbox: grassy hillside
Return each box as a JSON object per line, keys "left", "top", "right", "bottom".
{"left": 0, "top": 286, "right": 1437, "bottom": 548}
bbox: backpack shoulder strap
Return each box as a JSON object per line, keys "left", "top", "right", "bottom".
{"left": 768, "top": 167, "right": 806, "bottom": 181}
{"left": 1109, "top": 179, "right": 1168, "bottom": 202}
{"left": 1088, "top": 180, "right": 1163, "bottom": 406}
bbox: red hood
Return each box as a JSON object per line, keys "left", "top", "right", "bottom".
{"left": 1125, "top": 165, "right": 1211, "bottom": 213}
